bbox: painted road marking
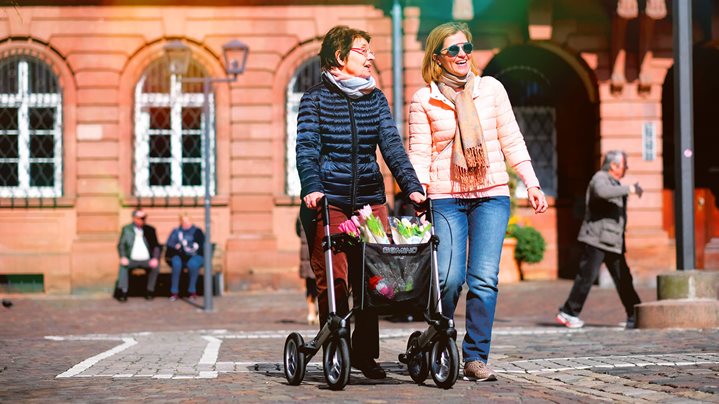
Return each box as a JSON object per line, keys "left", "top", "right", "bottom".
{"left": 56, "top": 337, "right": 137, "bottom": 378}
{"left": 492, "top": 352, "right": 719, "bottom": 374}
{"left": 46, "top": 328, "right": 718, "bottom": 380}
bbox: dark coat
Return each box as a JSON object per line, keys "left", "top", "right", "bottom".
{"left": 117, "top": 223, "right": 162, "bottom": 260}
{"left": 577, "top": 170, "right": 631, "bottom": 254}
{"left": 295, "top": 75, "right": 423, "bottom": 212}
{"left": 165, "top": 225, "right": 205, "bottom": 264}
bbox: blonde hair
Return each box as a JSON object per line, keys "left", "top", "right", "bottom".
{"left": 178, "top": 212, "right": 191, "bottom": 224}
{"left": 421, "top": 22, "right": 479, "bottom": 84}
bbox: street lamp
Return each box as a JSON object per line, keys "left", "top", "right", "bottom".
{"left": 163, "top": 39, "right": 249, "bottom": 312}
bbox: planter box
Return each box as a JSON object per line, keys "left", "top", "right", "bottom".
{"left": 499, "top": 237, "right": 521, "bottom": 284}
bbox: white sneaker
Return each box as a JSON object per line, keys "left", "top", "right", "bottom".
{"left": 556, "top": 311, "right": 584, "bottom": 328}
{"left": 306, "top": 313, "right": 319, "bottom": 325}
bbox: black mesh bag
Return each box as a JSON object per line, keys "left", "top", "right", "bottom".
{"left": 357, "top": 241, "right": 432, "bottom": 315}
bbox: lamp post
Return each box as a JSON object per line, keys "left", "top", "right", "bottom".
{"left": 164, "top": 39, "right": 249, "bottom": 312}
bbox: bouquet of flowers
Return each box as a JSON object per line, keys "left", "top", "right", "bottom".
{"left": 390, "top": 216, "right": 432, "bottom": 245}
{"left": 337, "top": 205, "right": 431, "bottom": 245}
{"left": 338, "top": 205, "right": 390, "bottom": 244}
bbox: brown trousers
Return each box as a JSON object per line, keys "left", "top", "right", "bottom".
{"left": 300, "top": 203, "right": 389, "bottom": 359}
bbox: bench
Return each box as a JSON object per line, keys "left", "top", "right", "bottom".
{"left": 122, "top": 243, "right": 224, "bottom": 297}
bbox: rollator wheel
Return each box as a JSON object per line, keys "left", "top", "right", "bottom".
{"left": 429, "top": 338, "right": 459, "bottom": 389}
{"left": 406, "top": 331, "right": 429, "bottom": 384}
{"left": 283, "top": 332, "right": 306, "bottom": 385}
{"left": 323, "top": 336, "right": 350, "bottom": 390}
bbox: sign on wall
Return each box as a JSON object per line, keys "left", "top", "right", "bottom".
{"left": 642, "top": 121, "right": 656, "bottom": 161}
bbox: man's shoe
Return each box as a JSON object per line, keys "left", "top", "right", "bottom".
{"left": 555, "top": 311, "right": 584, "bottom": 328}
{"left": 189, "top": 293, "right": 198, "bottom": 300}
{"left": 463, "top": 361, "right": 497, "bottom": 382}
{"left": 169, "top": 294, "right": 179, "bottom": 302}
{"left": 351, "top": 358, "right": 386, "bottom": 380}
{"left": 144, "top": 291, "right": 154, "bottom": 301}
{"left": 624, "top": 315, "right": 637, "bottom": 329}
{"left": 118, "top": 292, "right": 128, "bottom": 303}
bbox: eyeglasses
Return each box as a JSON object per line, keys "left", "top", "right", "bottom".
{"left": 437, "top": 42, "right": 473, "bottom": 57}
{"left": 350, "top": 47, "right": 374, "bottom": 57}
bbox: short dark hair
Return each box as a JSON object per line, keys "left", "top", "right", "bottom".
{"left": 319, "top": 25, "right": 371, "bottom": 71}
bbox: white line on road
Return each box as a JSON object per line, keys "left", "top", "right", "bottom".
{"left": 493, "top": 352, "right": 719, "bottom": 374}
{"left": 55, "top": 337, "right": 137, "bottom": 378}
{"left": 217, "top": 326, "right": 594, "bottom": 340}
{"left": 199, "top": 336, "right": 222, "bottom": 365}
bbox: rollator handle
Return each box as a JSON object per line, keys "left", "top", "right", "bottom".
{"left": 412, "top": 198, "right": 434, "bottom": 224}
{"left": 320, "top": 196, "right": 330, "bottom": 226}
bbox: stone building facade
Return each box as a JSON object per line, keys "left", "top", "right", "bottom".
{"left": 0, "top": 0, "right": 717, "bottom": 294}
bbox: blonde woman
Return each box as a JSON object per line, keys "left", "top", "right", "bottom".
{"left": 408, "top": 22, "right": 548, "bottom": 381}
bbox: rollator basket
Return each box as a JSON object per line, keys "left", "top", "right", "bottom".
{"left": 358, "top": 241, "right": 432, "bottom": 315}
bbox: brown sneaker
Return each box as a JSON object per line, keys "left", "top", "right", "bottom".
{"left": 463, "top": 361, "right": 497, "bottom": 381}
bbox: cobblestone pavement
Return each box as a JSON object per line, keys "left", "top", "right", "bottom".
{"left": 2, "top": 280, "right": 718, "bottom": 403}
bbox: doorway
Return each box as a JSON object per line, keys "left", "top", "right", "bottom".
{"left": 484, "top": 44, "right": 599, "bottom": 279}
{"left": 662, "top": 46, "right": 719, "bottom": 269}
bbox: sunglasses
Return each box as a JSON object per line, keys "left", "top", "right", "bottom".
{"left": 437, "top": 42, "right": 473, "bottom": 57}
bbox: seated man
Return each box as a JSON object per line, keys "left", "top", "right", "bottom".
{"left": 165, "top": 213, "right": 205, "bottom": 301}
{"left": 116, "top": 209, "right": 161, "bottom": 301}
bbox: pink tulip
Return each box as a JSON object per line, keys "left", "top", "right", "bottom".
{"left": 358, "top": 205, "right": 373, "bottom": 221}
{"left": 338, "top": 219, "right": 358, "bottom": 238}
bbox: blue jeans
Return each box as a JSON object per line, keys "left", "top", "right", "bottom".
{"left": 432, "top": 196, "right": 510, "bottom": 364}
{"left": 170, "top": 255, "right": 204, "bottom": 295}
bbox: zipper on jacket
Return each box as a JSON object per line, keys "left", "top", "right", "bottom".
{"left": 347, "top": 98, "right": 358, "bottom": 210}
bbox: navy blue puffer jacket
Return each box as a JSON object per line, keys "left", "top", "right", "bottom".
{"left": 296, "top": 75, "right": 423, "bottom": 211}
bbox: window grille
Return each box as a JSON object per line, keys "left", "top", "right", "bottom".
{"left": 134, "top": 58, "right": 214, "bottom": 198}
{"left": 0, "top": 54, "right": 62, "bottom": 198}
{"left": 513, "top": 107, "right": 557, "bottom": 198}
{"left": 494, "top": 66, "right": 557, "bottom": 198}
{"left": 285, "top": 57, "right": 321, "bottom": 197}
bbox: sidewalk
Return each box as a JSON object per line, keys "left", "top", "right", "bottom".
{"left": 2, "top": 280, "right": 718, "bottom": 402}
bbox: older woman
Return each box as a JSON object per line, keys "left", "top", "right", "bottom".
{"left": 408, "top": 22, "right": 548, "bottom": 381}
{"left": 165, "top": 213, "right": 205, "bottom": 301}
{"left": 296, "top": 25, "right": 425, "bottom": 380}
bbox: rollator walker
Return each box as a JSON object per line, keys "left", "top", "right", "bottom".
{"left": 283, "top": 197, "right": 459, "bottom": 390}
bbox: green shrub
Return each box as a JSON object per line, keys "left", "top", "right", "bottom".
{"left": 510, "top": 225, "right": 546, "bottom": 264}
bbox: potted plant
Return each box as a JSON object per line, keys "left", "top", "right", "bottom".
{"left": 508, "top": 224, "right": 546, "bottom": 280}
{"left": 502, "top": 165, "right": 547, "bottom": 281}
{"left": 499, "top": 166, "right": 521, "bottom": 283}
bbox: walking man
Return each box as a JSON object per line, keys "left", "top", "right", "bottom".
{"left": 116, "top": 209, "right": 162, "bottom": 301}
{"left": 556, "top": 150, "right": 643, "bottom": 329}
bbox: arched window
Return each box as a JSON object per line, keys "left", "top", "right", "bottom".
{"left": 134, "top": 58, "right": 214, "bottom": 198}
{"left": 0, "top": 54, "right": 62, "bottom": 198}
{"left": 494, "top": 66, "right": 557, "bottom": 198}
{"left": 285, "top": 57, "right": 321, "bottom": 197}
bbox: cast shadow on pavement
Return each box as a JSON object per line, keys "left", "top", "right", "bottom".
{"left": 255, "top": 362, "right": 452, "bottom": 389}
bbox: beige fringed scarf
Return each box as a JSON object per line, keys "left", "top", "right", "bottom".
{"left": 437, "top": 71, "right": 489, "bottom": 190}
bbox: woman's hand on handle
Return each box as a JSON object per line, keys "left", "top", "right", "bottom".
{"left": 303, "top": 192, "right": 325, "bottom": 209}
{"left": 527, "top": 187, "right": 548, "bottom": 214}
{"left": 408, "top": 191, "right": 426, "bottom": 205}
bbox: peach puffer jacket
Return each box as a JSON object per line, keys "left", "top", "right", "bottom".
{"left": 408, "top": 75, "right": 539, "bottom": 199}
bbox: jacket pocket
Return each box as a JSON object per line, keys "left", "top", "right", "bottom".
{"left": 599, "top": 221, "right": 622, "bottom": 246}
